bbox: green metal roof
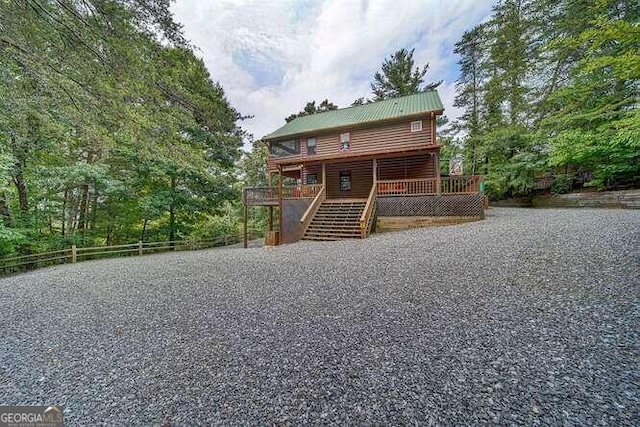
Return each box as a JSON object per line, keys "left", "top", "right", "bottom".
{"left": 264, "top": 91, "right": 444, "bottom": 140}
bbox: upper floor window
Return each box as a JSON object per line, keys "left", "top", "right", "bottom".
{"left": 410, "top": 120, "right": 423, "bottom": 132}
{"left": 269, "top": 139, "right": 300, "bottom": 157}
{"left": 306, "top": 137, "right": 316, "bottom": 155}
{"left": 340, "top": 132, "right": 350, "bottom": 150}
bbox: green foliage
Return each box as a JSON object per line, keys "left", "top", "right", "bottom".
{"left": 0, "top": 226, "right": 25, "bottom": 257}
{"left": 550, "top": 174, "right": 574, "bottom": 195}
{"left": 0, "top": 0, "right": 245, "bottom": 255}
{"left": 479, "top": 126, "right": 545, "bottom": 199}
{"left": 452, "top": 0, "right": 638, "bottom": 197}
{"left": 541, "top": 1, "right": 639, "bottom": 188}
{"left": 371, "top": 48, "right": 442, "bottom": 100}
{"left": 239, "top": 140, "right": 269, "bottom": 187}
{"left": 285, "top": 99, "right": 338, "bottom": 123}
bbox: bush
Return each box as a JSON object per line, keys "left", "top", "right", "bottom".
{"left": 551, "top": 173, "right": 574, "bottom": 194}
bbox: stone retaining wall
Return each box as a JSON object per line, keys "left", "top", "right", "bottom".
{"left": 532, "top": 190, "right": 640, "bottom": 209}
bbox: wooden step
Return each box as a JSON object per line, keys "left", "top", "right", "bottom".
{"left": 323, "top": 199, "right": 367, "bottom": 204}
{"left": 308, "top": 220, "right": 360, "bottom": 226}
{"left": 304, "top": 232, "right": 362, "bottom": 239}
{"left": 307, "top": 226, "right": 360, "bottom": 233}
{"left": 303, "top": 198, "right": 368, "bottom": 241}
{"left": 318, "top": 210, "right": 363, "bottom": 214}
{"left": 318, "top": 208, "right": 364, "bottom": 213}
{"left": 313, "top": 213, "right": 362, "bottom": 218}
{"left": 314, "top": 213, "right": 361, "bottom": 217}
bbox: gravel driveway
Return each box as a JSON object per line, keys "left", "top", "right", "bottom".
{"left": 1, "top": 208, "right": 638, "bottom": 425}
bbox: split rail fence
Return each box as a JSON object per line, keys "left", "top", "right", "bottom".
{"left": 0, "top": 231, "right": 261, "bottom": 277}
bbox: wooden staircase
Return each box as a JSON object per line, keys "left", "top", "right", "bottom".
{"left": 302, "top": 199, "right": 367, "bottom": 241}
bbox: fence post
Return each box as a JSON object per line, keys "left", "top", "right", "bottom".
{"left": 138, "top": 241, "right": 143, "bottom": 256}
{"left": 71, "top": 245, "right": 77, "bottom": 263}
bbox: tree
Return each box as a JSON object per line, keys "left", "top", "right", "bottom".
{"left": 541, "top": 0, "right": 639, "bottom": 188}
{"left": 453, "top": 25, "right": 488, "bottom": 175}
{"left": 351, "top": 97, "right": 371, "bottom": 106}
{"left": 285, "top": 99, "right": 338, "bottom": 122}
{"left": 371, "top": 48, "right": 442, "bottom": 100}
{"left": 451, "top": 0, "right": 638, "bottom": 198}
{"left": 0, "top": 0, "right": 245, "bottom": 255}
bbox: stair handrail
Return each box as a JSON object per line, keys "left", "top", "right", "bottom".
{"left": 300, "top": 186, "right": 326, "bottom": 235}
{"left": 359, "top": 184, "right": 378, "bottom": 238}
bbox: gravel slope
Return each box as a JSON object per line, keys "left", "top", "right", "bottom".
{"left": 0, "top": 208, "right": 638, "bottom": 425}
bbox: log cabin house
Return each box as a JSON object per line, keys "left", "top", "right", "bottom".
{"left": 242, "top": 91, "right": 485, "bottom": 246}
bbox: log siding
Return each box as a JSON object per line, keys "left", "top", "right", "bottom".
{"left": 267, "top": 116, "right": 436, "bottom": 171}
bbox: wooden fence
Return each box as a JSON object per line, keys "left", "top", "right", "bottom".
{"left": 0, "top": 231, "right": 261, "bottom": 277}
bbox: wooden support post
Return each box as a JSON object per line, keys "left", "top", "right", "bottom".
{"left": 435, "top": 151, "right": 442, "bottom": 194}
{"left": 432, "top": 112, "right": 442, "bottom": 194}
{"left": 71, "top": 245, "right": 77, "bottom": 263}
{"left": 138, "top": 241, "right": 143, "bottom": 256}
{"left": 372, "top": 158, "right": 377, "bottom": 185}
{"left": 268, "top": 206, "right": 273, "bottom": 231}
{"left": 322, "top": 163, "right": 326, "bottom": 187}
{"left": 243, "top": 203, "right": 248, "bottom": 248}
{"left": 278, "top": 167, "right": 283, "bottom": 245}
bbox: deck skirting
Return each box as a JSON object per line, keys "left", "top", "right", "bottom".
{"left": 377, "top": 194, "right": 485, "bottom": 218}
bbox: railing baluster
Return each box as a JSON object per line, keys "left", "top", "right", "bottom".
{"left": 376, "top": 176, "right": 483, "bottom": 196}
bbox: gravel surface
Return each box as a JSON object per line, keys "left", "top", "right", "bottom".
{"left": 0, "top": 208, "right": 638, "bottom": 425}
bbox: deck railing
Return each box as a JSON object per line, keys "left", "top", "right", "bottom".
{"left": 359, "top": 184, "right": 378, "bottom": 238}
{"left": 243, "top": 187, "right": 278, "bottom": 205}
{"left": 441, "top": 175, "right": 484, "bottom": 194}
{"left": 244, "top": 184, "right": 323, "bottom": 205}
{"left": 300, "top": 186, "right": 326, "bottom": 235}
{"left": 377, "top": 175, "right": 484, "bottom": 196}
{"left": 281, "top": 184, "right": 323, "bottom": 199}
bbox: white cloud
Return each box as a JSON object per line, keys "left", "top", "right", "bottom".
{"left": 171, "top": 0, "right": 495, "bottom": 148}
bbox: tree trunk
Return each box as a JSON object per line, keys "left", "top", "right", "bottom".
{"left": 10, "top": 135, "right": 29, "bottom": 215}
{"left": 62, "top": 187, "right": 68, "bottom": 237}
{"left": 168, "top": 176, "right": 176, "bottom": 248}
{"left": 140, "top": 218, "right": 148, "bottom": 243}
{"left": 89, "top": 182, "right": 98, "bottom": 231}
{"left": 78, "top": 151, "right": 94, "bottom": 232}
{"left": 0, "top": 194, "right": 11, "bottom": 227}
{"left": 13, "top": 164, "right": 28, "bottom": 215}
{"left": 77, "top": 185, "right": 90, "bottom": 232}
{"left": 67, "top": 187, "right": 78, "bottom": 235}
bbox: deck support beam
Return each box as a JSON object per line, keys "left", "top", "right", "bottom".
{"left": 322, "top": 162, "right": 326, "bottom": 187}
{"left": 243, "top": 202, "right": 248, "bottom": 248}
{"left": 435, "top": 152, "right": 441, "bottom": 194}
{"left": 278, "top": 166, "right": 283, "bottom": 245}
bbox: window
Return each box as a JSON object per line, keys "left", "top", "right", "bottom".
{"left": 306, "top": 173, "right": 318, "bottom": 184}
{"left": 340, "top": 170, "right": 351, "bottom": 191}
{"left": 340, "top": 132, "right": 350, "bottom": 150}
{"left": 410, "top": 120, "right": 423, "bottom": 132}
{"left": 269, "top": 139, "right": 300, "bottom": 157}
{"left": 306, "top": 137, "right": 316, "bottom": 155}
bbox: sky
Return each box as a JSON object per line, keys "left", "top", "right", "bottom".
{"left": 171, "top": 0, "right": 496, "bottom": 146}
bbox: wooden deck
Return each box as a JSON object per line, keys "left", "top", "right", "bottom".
{"left": 243, "top": 184, "right": 322, "bottom": 206}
